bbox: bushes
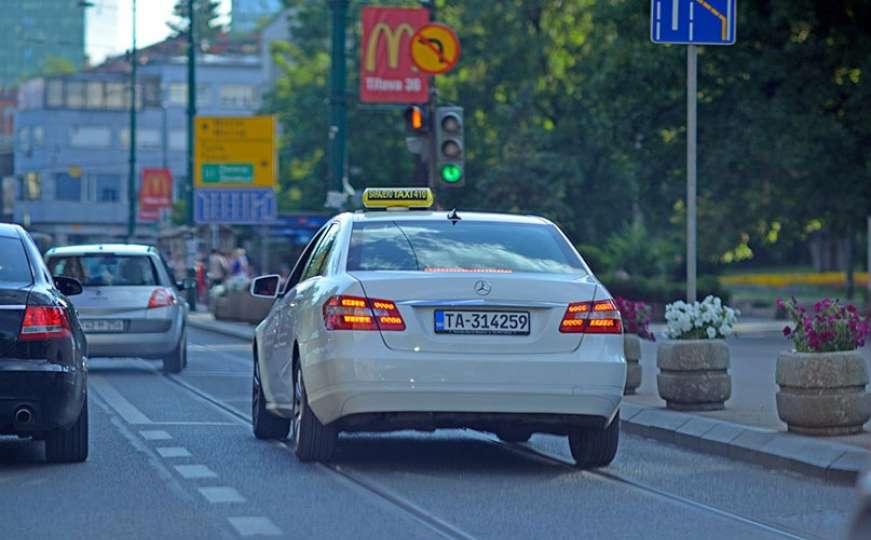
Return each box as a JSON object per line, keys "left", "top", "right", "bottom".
{"left": 600, "top": 273, "right": 730, "bottom": 305}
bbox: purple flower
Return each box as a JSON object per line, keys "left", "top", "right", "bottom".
{"left": 783, "top": 326, "right": 792, "bottom": 337}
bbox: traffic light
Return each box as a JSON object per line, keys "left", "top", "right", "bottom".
{"left": 434, "top": 106, "right": 464, "bottom": 187}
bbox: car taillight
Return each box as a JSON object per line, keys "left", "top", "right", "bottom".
{"left": 148, "top": 288, "right": 177, "bottom": 309}
{"left": 559, "top": 299, "right": 623, "bottom": 334}
{"left": 324, "top": 295, "right": 406, "bottom": 331}
{"left": 19, "top": 306, "right": 71, "bottom": 341}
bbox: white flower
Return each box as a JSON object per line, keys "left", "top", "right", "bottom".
{"left": 706, "top": 326, "right": 717, "bottom": 339}
{"left": 720, "top": 324, "right": 732, "bottom": 337}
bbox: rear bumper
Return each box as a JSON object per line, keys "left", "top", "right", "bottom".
{"left": 85, "top": 319, "right": 183, "bottom": 358}
{"left": 0, "top": 360, "right": 86, "bottom": 434}
{"left": 299, "top": 334, "right": 625, "bottom": 428}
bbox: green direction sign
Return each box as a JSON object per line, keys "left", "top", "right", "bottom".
{"left": 201, "top": 163, "right": 254, "bottom": 184}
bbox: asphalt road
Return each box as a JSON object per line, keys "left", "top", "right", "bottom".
{"left": 0, "top": 327, "right": 859, "bottom": 539}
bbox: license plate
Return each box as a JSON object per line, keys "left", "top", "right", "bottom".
{"left": 80, "top": 319, "right": 125, "bottom": 333}
{"left": 434, "top": 310, "right": 530, "bottom": 335}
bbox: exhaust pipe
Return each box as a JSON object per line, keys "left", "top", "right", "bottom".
{"left": 14, "top": 407, "right": 33, "bottom": 426}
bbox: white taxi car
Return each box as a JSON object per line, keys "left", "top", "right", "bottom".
{"left": 250, "top": 188, "right": 625, "bottom": 467}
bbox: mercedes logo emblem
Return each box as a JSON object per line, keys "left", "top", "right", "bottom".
{"left": 473, "top": 280, "right": 492, "bottom": 296}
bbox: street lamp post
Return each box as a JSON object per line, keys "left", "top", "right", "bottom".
{"left": 184, "top": 0, "right": 198, "bottom": 310}
{"left": 127, "top": 0, "right": 138, "bottom": 242}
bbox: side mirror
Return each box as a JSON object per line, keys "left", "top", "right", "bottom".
{"left": 250, "top": 274, "right": 281, "bottom": 299}
{"left": 54, "top": 276, "right": 83, "bottom": 296}
{"left": 176, "top": 281, "right": 186, "bottom": 291}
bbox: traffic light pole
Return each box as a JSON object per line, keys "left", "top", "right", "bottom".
{"left": 329, "top": 0, "right": 348, "bottom": 197}
{"left": 126, "top": 0, "right": 137, "bottom": 241}
{"left": 185, "top": 0, "right": 198, "bottom": 310}
{"left": 686, "top": 45, "right": 698, "bottom": 303}
{"left": 423, "top": 0, "right": 437, "bottom": 191}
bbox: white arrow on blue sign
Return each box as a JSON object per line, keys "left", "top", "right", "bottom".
{"left": 651, "top": 0, "right": 736, "bottom": 45}
{"left": 194, "top": 189, "right": 277, "bottom": 224}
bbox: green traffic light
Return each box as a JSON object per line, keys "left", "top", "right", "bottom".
{"left": 441, "top": 164, "right": 463, "bottom": 183}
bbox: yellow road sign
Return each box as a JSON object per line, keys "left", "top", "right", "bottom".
{"left": 194, "top": 116, "right": 276, "bottom": 189}
{"left": 410, "top": 23, "right": 461, "bottom": 75}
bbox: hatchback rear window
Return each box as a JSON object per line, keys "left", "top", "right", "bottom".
{"left": 47, "top": 255, "right": 158, "bottom": 287}
{"left": 347, "top": 220, "right": 586, "bottom": 274}
{"left": 0, "top": 236, "right": 33, "bottom": 283}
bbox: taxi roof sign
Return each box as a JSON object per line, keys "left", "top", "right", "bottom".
{"left": 362, "top": 188, "right": 434, "bottom": 209}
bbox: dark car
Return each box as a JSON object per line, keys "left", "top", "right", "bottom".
{"left": 0, "top": 224, "right": 89, "bottom": 462}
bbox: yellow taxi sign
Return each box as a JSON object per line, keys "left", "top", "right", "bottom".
{"left": 362, "top": 188, "right": 434, "bottom": 209}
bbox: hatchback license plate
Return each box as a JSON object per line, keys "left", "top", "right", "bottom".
{"left": 434, "top": 310, "right": 530, "bottom": 335}
{"left": 81, "top": 319, "right": 125, "bottom": 333}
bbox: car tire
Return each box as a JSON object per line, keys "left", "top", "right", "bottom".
{"left": 252, "top": 355, "right": 290, "bottom": 440}
{"left": 45, "top": 397, "right": 89, "bottom": 463}
{"left": 292, "top": 362, "right": 336, "bottom": 462}
{"left": 163, "top": 332, "right": 186, "bottom": 374}
{"left": 496, "top": 429, "right": 533, "bottom": 443}
{"left": 568, "top": 412, "right": 619, "bottom": 469}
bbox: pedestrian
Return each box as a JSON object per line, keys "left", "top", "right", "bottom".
{"left": 230, "top": 248, "right": 250, "bottom": 279}
{"left": 207, "top": 249, "right": 228, "bottom": 288}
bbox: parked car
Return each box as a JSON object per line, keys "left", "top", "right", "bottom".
{"left": 44, "top": 244, "right": 188, "bottom": 373}
{"left": 0, "top": 223, "right": 88, "bottom": 462}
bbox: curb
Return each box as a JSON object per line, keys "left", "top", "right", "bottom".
{"left": 187, "top": 314, "right": 868, "bottom": 484}
{"left": 621, "top": 402, "right": 868, "bottom": 484}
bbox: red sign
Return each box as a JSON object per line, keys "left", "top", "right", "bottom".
{"left": 138, "top": 168, "right": 173, "bottom": 222}
{"left": 360, "top": 7, "right": 430, "bottom": 104}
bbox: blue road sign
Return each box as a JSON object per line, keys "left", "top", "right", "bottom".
{"left": 651, "top": 0, "right": 736, "bottom": 45}
{"left": 194, "top": 188, "right": 277, "bottom": 224}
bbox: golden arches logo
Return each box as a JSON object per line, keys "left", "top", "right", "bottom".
{"left": 142, "top": 172, "right": 170, "bottom": 198}
{"left": 365, "top": 22, "right": 414, "bottom": 72}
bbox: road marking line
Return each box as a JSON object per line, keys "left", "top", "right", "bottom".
{"left": 656, "top": 21, "right": 661, "bottom": 40}
{"left": 139, "top": 430, "right": 172, "bottom": 441}
{"left": 227, "top": 517, "right": 282, "bottom": 537}
{"left": 150, "top": 421, "right": 241, "bottom": 426}
{"left": 156, "top": 447, "right": 192, "bottom": 458}
{"left": 174, "top": 464, "right": 218, "bottom": 479}
{"left": 671, "top": 0, "right": 679, "bottom": 30}
{"left": 90, "top": 375, "right": 153, "bottom": 424}
{"left": 199, "top": 486, "right": 246, "bottom": 504}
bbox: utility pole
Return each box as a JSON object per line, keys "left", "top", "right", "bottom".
{"left": 185, "top": 0, "right": 198, "bottom": 310}
{"left": 126, "top": 0, "right": 137, "bottom": 241}
{"left": 328, "top": 0, "right": 348, "bottom": 202}
{"left": 686, "top": 45, "right": 698, "bottom": 303}
{"left": 422, "top": 0, "right": 436, "bottom": 191}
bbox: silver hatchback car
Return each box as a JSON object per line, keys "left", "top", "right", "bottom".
{"left": 44, "top": 244, "right": 188, "bottom": 373}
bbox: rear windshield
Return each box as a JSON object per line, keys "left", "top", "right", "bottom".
{"left": 0, "top": 236, "right": 33, "bottom": 283}
{"left": 347, "top": 220, "right": 586, "bottom": 274}
{"left": 47, "top": 254, "right": 159, "bottom": 287}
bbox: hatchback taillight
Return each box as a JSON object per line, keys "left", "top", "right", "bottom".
{"left": 559, "top": 299, "right": 623, "bottom": 334}
{"left": 148, "top": 288, "right": 177, "bottom": 309}
{"left": 324, "top": 295, "right": 406, "bottom": 331}
{"left": 19, "top": 306, "right": 71, "bottom": 341}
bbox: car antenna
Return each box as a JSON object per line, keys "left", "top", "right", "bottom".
{"left": 446, "top": 208, "right": 462, "bottom": 225}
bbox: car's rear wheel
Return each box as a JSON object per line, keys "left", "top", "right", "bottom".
{"left": 45, "top": 397, "right": 89, "bottom": 463}
{"left": 292, "top": 361, "right": 336, "bottom": 462}
{"left": 568, "top": 412, "right": 619, "bottom": 469}
{"left": 496, "top": 429, "right": 533, "bottom": 443}
{"left": 163, "top": 331, "right": 186, "bottom": 374}
{"left": 252, "top": 355, "right": 289, "bottom": 440}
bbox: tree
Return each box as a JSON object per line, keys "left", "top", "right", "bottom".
{"left": 167, "top": 0, "right": 223, "bottom": 42}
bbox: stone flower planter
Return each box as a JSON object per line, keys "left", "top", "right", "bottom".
{"left": 776, "top": 351, "right": 871, "bottom": 436}
{"left": 656, "top": 339, "right": 731, "bottom": 411}
{"left": 623, "top": 334, "right": 642, "bottom": 395}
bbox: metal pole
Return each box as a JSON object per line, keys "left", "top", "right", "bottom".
{"left": 867, "top": 216, "right": 871, "bottom": 295}
{"left": 425, "top": 0, "right": 436, "bottom": 191}
{"left": 329, "top": 0, "right": 348, "bottom": 195}
{"left": 686, "top": 45, "right": 698, "bottom": 303}
{"left": 185, "top": 0, "right": 198, "bottom": 311}
{"left": 127, "top": 0, "right": 137, "bottom": 241}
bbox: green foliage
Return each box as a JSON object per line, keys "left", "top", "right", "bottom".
{"left": 601, "top": 273, "right": 730, "bottom": 305}
{"left": 267, "top": 0, "right": 871, "bottom": 274}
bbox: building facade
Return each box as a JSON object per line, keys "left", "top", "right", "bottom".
{"left": 13, "top": 53, "right": 266, "bottom": 244}
{"left": 0, "top": 1, "right": 87, "bottom": 87}
{"left": 231, "top": 0, "right": 282, "bottom": 34}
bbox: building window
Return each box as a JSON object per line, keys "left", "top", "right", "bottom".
{"left": 86, "top": 81, "right": 105, "bottom": 109}
{"left": 169, "top": 130, "right": 187, "bottom": 151}
{"left": 106, "top": 82, "right": 125, "bottom": 109}
{"left": 32, "top": 126, "right": 44, "bottom": 147}
{"left": 95, "top": 174, "right": 120, "bottom": 203}
{"left": 66, "top": 81, "right": 85, "bottom": 109}
{"left": 55, "top": 173, "right": 81, "bottom": 201}
{"left": 19, "top": 172, "right": 41, "bottom": 201}
{"left": 46, "top": 80, "right": 64, "bottom": 108}
{"left": 168, "top": 83, "right": 210, "bottom": 107}
{"left": 143, "top": 80, "right": 161, "bottom": 107}
{"left": 17, "top": 127, "right": 30, "bottom": 152}
{"left": 138, "top": 129, "right": 160, "bottom": 149}
{"left": 70, "top": 126, "right": 111, "bottom": 148}
{"left": 219, "top": 85, "right": 257, "bottom": 109}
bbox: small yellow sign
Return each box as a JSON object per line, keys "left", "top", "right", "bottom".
{"left": 194, "top": 116, "right": 276, "bottom": 189}
{"left": 410, "top": 23, "right": 461, "bottom": 75}
{"left": 362, "top": 187, "right": 434, "bottom": 208}
{"left": 68, "top": 165, "right": 82, "bottom": 178}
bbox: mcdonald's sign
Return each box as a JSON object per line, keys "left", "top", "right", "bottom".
{"left": 360, "top": 7, "right": 429, "bottom": 104}
{"left": 138, "top": 168, "right": 173, "bottom": 222}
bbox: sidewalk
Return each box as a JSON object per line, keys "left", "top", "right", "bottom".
{"left": 188, "top": 312, "right": 870, "bottom": 483}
